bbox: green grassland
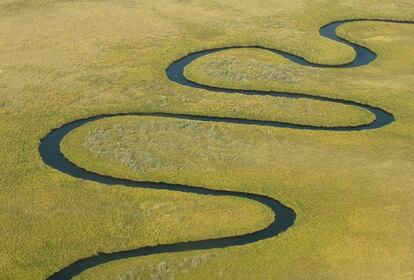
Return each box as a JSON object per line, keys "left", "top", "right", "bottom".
{"left": 1, "top": 0, "right": 413, "bottom": 279}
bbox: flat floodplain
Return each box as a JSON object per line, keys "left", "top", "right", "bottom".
{"left": 1, "top": 1, "right": 414, "bottom": 279}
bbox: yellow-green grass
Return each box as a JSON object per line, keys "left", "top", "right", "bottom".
{"left": 1, "top": 0, "right": 413, "bottom": 279}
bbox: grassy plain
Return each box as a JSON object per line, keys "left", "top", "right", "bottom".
{"left": 1, "top": 0, "right": 413, "bottom": 279}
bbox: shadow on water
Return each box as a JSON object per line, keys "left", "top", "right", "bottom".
{"left": 40, "top": 19, "right": 413, "bottom": 279}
